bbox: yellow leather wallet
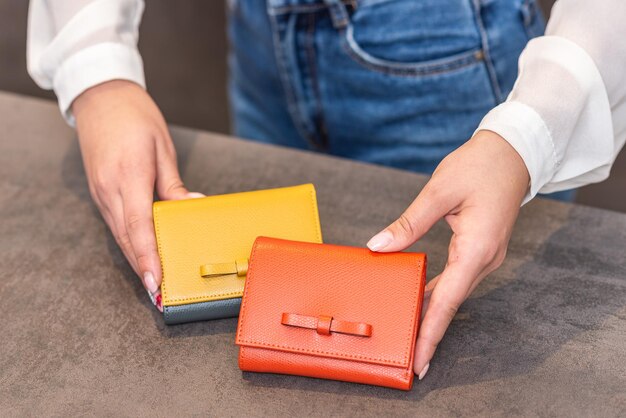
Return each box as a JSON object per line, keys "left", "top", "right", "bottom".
{"left": 153, "top": 184, "right": 323, "bottom": 325}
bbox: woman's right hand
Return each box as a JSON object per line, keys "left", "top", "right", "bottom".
{"left": 73, "top": 80, "right": 203, "bottom": 310}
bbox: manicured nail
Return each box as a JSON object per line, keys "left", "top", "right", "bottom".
{"left": 145, "top": 289, "right": 163, "bottom": 312}
{"left": 156, "top": 293, "right": 163, "bottom": 313}
{"left": 366, "top": 230, "right": 393, "bottom": 252}
{"left": 142, "top": 271, "right": 159, "bottom": 294}
{"left": 418, "top": 363, "right": 430, "bottom": 381}
{"left": 187, "top": 192, "right": 205, "bottom": 199}
{"left": 146, "top": 288, "right": 156, "bottom": 305}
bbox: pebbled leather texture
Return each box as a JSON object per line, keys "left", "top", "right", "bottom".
{"left": 163, "top": 298, "right": 242, "bottom": 325}
{"left": 281, "top": 312, "right": 372, "bottom": 337}
{"left": 153, "top": 184, "right": 323, "bottom": 322}
{"left": 236, "top": 237, "right": 427, "bottom": 390}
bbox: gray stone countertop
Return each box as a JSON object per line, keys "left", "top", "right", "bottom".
{"left": 1, "top": 92, "right": 624, "bottom": 416}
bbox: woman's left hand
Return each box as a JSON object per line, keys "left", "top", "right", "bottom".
{"left": 366, "top": 130, "right": 530, "bottom": 380}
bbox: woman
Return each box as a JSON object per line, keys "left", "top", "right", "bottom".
{"left": 27, "top": 0, "right": 626, "bottom": 380}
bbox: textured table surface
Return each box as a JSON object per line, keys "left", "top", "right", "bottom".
{"left": 1, "top": 92, "right": 625, "bottom": 417}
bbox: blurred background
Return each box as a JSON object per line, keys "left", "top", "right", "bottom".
{"left": 1, "top": 0, "right": 624, "bottom": 212}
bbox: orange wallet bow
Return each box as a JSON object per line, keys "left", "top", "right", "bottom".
{"left": 236, "top": 237, "right": 427, "bottom": 390}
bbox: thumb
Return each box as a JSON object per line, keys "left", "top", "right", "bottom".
{"left": 367, "top": 186, "right": 452, "bottom": 252}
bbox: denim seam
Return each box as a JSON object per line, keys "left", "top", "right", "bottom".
{"left": 269, "top": 0, "right": 357, "bottom": 15}
{"left": 270, "top": 4, "right": 327, "bottom": 15}
{"left": 305, "top": 12, "right": 329, "bottom": 149}
{"left": 323, "top": 0, "right": 350, "bottom": 29}
{"left": 341, "top": 29, "right": 483, "bottom": 78}
{"left": 267, "top": 12, "right": 318, "bottom": 149}
{"left": 520, "top": 0, "right": 541, "bottom": 39}
{"left": 471, "top": 0, "right": 503, "bottom": 103}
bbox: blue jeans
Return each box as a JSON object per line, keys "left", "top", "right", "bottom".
{"left": 227, "top": 0, "right": 572, "bottom": 199}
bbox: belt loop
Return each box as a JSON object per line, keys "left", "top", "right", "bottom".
{"left": 322, "top": 0, "right": 349, "bottom": 29}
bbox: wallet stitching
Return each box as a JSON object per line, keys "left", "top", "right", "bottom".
{"left": 406, "top": 258, "right": 426, "bottom": 378}
{"left": 159, "top": 185, "right": 322, "bottom": 305}
{"left": 309, "top": 187, "right": 323, "bottom": 244}
{"left": 154, "top": 204, "right": 168, "bottom": 300}
{"left": 239, "top": 346, "right": 245, "bottom": 368}
{"left": 237, "top": 240, "right": 422, "bottom": 367}
{"left": 400, "top": 258, "right": 422, "bottom": 366}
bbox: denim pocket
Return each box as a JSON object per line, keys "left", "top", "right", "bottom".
{"left": 341, "top": 0, "right": 485, "bottom": 77}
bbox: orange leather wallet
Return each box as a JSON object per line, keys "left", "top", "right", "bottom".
{"left": 236, "top": 237, "right": 427, "bottom": 390}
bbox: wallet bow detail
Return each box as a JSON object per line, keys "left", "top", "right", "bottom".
{"left": 281, "top": 313, "right": 372, "bottom": 337}
{"left": 200, "top": 259, "right": 249, "bottom": 278}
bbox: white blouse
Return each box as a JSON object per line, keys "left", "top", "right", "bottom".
{"left": 27, "top": 0, "right": 626, "bottom": 202}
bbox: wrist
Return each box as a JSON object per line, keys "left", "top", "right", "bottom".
{"left": 72, "top": 80, "right": 144, "bottom": 121}
{"left": 471, "top": 130, "right": 531, "bottom": 200}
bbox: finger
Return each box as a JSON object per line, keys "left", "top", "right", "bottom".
{"left": 420, "top": 276, "right": 440, "bottom": 318}
{"left": 413, "top": 256, "right": 486, "bottom": 379}
{"left": 121, "top": 179, "right": 163, "bottom": 310}
{"left": 367, "top": 184, "right": 455, "bottom": 252}
{"left": 425, "top": 275, "right": 440, "bottom": 295}
{"left": 154, "top": 133, "right": 201, "bottom": 201}
{"left": 99, "top": 195, "right": 141, "bottom": 276}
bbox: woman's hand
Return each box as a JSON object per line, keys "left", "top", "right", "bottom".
{"left": 366, "top": 130, "right": 530, "bottom": 380}
{"left": 73, "top": 80, "right": 203, "bottom": 310}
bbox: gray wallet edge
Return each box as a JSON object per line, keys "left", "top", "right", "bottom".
{"left": 163, "top": 297, "right": 242, "bottom": 325}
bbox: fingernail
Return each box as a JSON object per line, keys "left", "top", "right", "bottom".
{"left": 418, "top": 363, "right": 430, "bottom": 381}
{"left": 146, "top": 288, "right": 156, "bottom": 305}
{"left": 367, "top": 230, "right": 393, "bottom": 252}
{"left": 187, "top": 192, "right": 205, "bottom": 199}
{"left": 156, "top": 293, "right": 163, "bottom": 313}
{"left": 146, "top": 289, "right": 163, "bottom": 312}
{"left": 142, "top": 271, "right": 159, "bottom": 294}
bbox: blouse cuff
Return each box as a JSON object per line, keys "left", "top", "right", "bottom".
{"left": 475, "top": 101, "right": 558, "bottom": 205}
{"left": 53, "top": 42, "right": 146, "bottom": 126}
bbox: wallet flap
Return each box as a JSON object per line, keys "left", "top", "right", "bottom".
{"left": 236, "top": 237, "right": 426, "bottom": 368}
{"left": 154, "top": 185, "right": 322, "bottom": 307}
